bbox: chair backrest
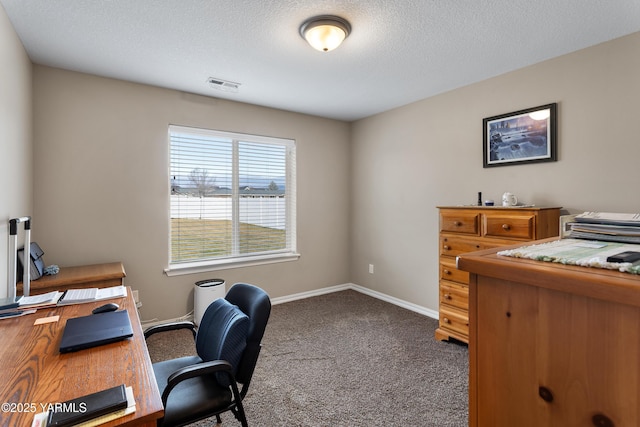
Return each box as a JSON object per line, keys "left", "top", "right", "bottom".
{"left": 196, "top": 298, "right": 249, "bottom": 386}
{"left": 224, "top": 283, "right": 271, "bottom": 388}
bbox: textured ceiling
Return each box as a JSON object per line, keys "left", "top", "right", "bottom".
{"left": 2, "top": 0, "right": 639, "bottom": 121}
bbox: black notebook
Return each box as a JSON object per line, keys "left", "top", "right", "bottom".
{"left": 47, "top": 384, "right": 128, "bottom": 427}
{"left": 59, "top": 309, "right": 133, "bottom": 353}
{"left": 0, "top": 296, "right": 21, "bottom": 311}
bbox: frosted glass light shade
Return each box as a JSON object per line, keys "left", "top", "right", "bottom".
{"left": 300, "top": 16, "right": 351, "bottom": 52}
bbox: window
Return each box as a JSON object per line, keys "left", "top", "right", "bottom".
{"left": 166, "top": 125, "right": 297, "bottom": 275}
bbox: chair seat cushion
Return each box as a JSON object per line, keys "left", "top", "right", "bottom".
{"left": 153, "top": 356, "right": 232, "bottom": 426}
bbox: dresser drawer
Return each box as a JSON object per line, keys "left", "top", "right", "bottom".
{"left": 440, "top": 258, "right": 468, "bottom": 284}
{"left": 440, "top": 234, "right": 507, "bottom": 257}
{"left": 484, "top": 214, "right": 535, "bottom": 240}
{"left": 439, "top": 306, "right": 469, "bottom": 337}
{"left": 440, "top": 211, "right": 480, "bottom": 235}
{"left": 440, "top": 280, "right": 469, "bottom": 310}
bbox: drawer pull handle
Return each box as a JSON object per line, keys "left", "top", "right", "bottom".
{"left": 502, "top": 224, "right": 511, "bottom": 230}
{"left": 592, "top": 414, "right": 614, "bottom": 427}
{"left": 443, "top": 269, "right": 451, "bottom": 275}
{"left": 443, "top": 245, "right": 450, "bottom": 250}
{"left": 538, "top": 386, "right": 554, "bottom": 403}
{"left": 444, "top": 293, "right": 452, "bottom": 300}
{"left": 454, "top": 221, "right": 462, "bottom": 227}
{"left": 443, "top": 317, "right": 450, "bottom": 324}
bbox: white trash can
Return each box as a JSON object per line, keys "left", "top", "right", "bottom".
{"left": 194, "top": 279, "right": 225, "bottom": 326}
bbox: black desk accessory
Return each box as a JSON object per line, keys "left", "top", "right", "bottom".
{"left": 47, "top": 384, "right": 127, "bottom": 427}
{"left": 59, "top": 309, "right": 133, "bottom": 353}
{"left": 607, "top": 251, "right": 640, "bottom": 263}
{"left": 92, "top": 303, "right": 119, "bottom": 314}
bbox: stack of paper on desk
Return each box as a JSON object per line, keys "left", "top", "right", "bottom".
{"left": 566, "top": 212, "right": 640, "bottom": 244}
{"left": 57, "top": 286, "right": 127, "bottom": 306}
{"left": 0, "top": 296, "right": 32, "bottom": 318}
{"left": 0, "top": 292, "right": 62, "bottom": 320}
{"left": 19, "top": 291, "right": 64, "bottom": 308}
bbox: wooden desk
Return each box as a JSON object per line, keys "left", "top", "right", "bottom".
{"left": 0, "top": 287, "right": 163, "bottom": 426}
{"left": 18, "top": 262, "right": 126, "bottom": 295}
{"left": 458, "top": 238, "right": 640, "bottom": 427}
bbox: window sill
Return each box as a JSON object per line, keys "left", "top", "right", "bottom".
{"left": 164, "top": 252, "right": 301, "bottom": 277}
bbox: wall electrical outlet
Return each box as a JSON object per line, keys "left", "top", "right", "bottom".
{"left": 369, "top": 264, "right": 374, "bottom": 274}
{"left": 132, "top": 289, "right": 142, "bottom": 308}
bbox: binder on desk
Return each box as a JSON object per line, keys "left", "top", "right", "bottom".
{"left": 59, "top": 310, "right": 133, "bottom": 353}
{"left": 46, "top": 384, "right": 128, "bottom": 427}
{"left": 0, "top": 297, "right": 21, "bottom": 310}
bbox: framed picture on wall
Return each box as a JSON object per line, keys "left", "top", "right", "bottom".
{"left": 483, "top": 103, "right": 557, "bottom": 168}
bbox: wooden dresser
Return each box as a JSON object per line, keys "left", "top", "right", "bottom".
{"left": 435, "top": 206, "right": 560, "bottom": 343}
{"left": 458, "top": 239, "right": 640, "bottom": 427}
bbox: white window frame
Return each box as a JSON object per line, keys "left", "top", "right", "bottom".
{"left": 165, "top": 125, "right": 298, "bottom": 276}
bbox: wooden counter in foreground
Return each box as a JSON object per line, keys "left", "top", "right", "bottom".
{"left": 458, "top": 238, "right": 640, "bottom": 427}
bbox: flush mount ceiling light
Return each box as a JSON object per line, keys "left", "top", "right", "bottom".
{"left": 299, "top": 15, "right": 351, "bottom": 52}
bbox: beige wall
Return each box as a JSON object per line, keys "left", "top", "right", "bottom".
{"left": 350, "top": 32, "right": 640, "bottom": 312}
{"left": 32, "top": 68, "right": 351, "bottom": 320}
{"left": 0, "top": 6, "right": 32, "bottom": 299}
{"left": 21, "top": 24, "right": 640, "bottom": 320}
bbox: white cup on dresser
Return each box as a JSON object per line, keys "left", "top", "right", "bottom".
{"left": 502, "top": 192, "right": 518, "bottom": 207}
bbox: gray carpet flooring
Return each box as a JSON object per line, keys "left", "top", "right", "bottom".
{"left": 146, "top": 289, "right": 468, "bottom": 426}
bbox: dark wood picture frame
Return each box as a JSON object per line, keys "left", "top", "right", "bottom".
{"left": 483, "top": 103, "right": 557, "bottom": 168}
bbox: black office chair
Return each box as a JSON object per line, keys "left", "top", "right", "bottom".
{"left": 144, "top": 283, "right": 271, "bottom": 427}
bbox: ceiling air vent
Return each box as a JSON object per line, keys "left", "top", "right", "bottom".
{"left": 207, "top": 77, "right": 241, "bottom": 93}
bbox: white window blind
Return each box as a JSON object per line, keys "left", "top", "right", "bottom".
{"left": 168, "top": 125, "right": 297, "bottom": 272}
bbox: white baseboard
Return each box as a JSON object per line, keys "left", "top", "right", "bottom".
{"left": 271, "top": 283, "right": 439, "bottom": 320}
{"left": 143, "top": 283, "right": 438, "bottom": 327}
{"left": 270, "top": 283, "right": 351, "bottom": 305}
{"left": 141, "top": 312, "right": 194, "bottom": 329}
